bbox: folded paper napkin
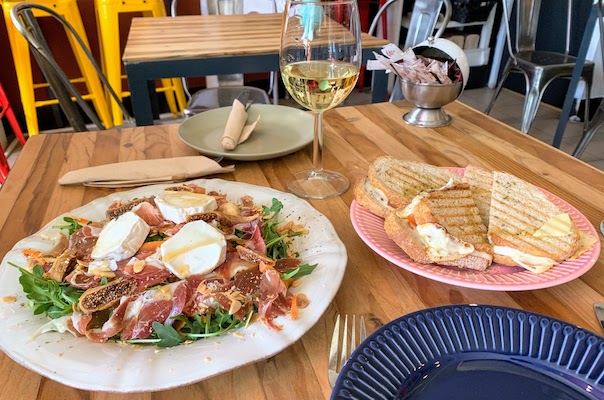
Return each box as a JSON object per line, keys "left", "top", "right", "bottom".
{"left": 221, "top": 99, "right": 261, "bottom": 151}
{"left": 58, "top": 156, "right": 235, "bottom": 188}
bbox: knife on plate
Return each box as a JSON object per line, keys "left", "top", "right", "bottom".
{"left": 593, "top": 302, "right": 604, "bottom": 333}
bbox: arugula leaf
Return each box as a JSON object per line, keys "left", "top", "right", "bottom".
{"left": 262, "top": 198, "right": 283, "bottom": 217}
{"left": 145, "top": 232, "right": 167, "bottom": 243}
{"left": 151, "top": 322, "right": 185, "bottom": 348}
{"left": 280, "top": 263, "right": 318, "bottom": 281}
{"left": 149, "top": 309, "right": 248, "bottom": 348}
{"left": 10, "top": 262, "right": 84, "bottom": 319}
{"left": 52, "top": 217, "right": 88, "bottom": 236}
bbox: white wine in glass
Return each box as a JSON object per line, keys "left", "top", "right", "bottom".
{"left": 280, "top": 0, "right": 361, "bottom": 199}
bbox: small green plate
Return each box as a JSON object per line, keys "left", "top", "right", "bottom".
{"left": 178, "top": 104, "right": 313, "bottom": 161}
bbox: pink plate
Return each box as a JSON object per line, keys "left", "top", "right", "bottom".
{"left": 350, "top": 173, "right": 601, "bottom": 291}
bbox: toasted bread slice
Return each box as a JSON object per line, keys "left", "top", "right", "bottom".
{"left": 462, "top": 165, "right": 492, "bottom": 228}
{"left": 368, "top": 156, "right": 460, "bottom": 209}
{"left": 488, "top": 171, "right": 580, "bottom": 273}
{"left": 353, "top": 177, "right": 394, "bottom": 218}
{"left": 385, "top": 183, "right": 493, "bottom": 271}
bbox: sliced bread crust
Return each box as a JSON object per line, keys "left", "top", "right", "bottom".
{"left": 353, "top": 176, "right": 393, "bottom": 219}
{"left": 384, "top": 211, "right": 432, "bottom": 264}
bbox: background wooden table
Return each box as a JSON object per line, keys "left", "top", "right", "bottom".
{"left": 123, "top": 13, "right": 390, "bottom": 125}
{"left": 0, "top": 101, "right": 603, "bottom": 399}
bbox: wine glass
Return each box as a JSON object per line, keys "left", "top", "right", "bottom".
{"left": 280, "top": 0, "right": 361, "bottom": 199}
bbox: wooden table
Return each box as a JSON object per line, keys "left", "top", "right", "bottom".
{"left": 1, "top": 101, "right": 604, "bottom": 399}
{"left": 123, "top": 13, "right": 390, "bottom": 126}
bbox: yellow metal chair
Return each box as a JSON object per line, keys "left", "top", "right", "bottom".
{"left": 94, "top": 0, "right": 187, "bottom": 125}
{"left": 2, "top": 0, "right": 113, "bottom": 135}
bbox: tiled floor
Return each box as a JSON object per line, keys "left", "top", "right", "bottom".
{"left": 4, "top": 86, "right": 604, "bottom": 171}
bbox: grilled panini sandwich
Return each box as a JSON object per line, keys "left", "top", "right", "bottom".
{"left": 488, "top": 171, "right": 580, "bottom": 273}
{"left": 385, "top": 183, "right": 493, "bottom": 271}
{"left": 357, "top": 156, "right": 461, "bottom": 214}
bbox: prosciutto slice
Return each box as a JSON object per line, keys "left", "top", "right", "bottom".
{"left": 256, "top": 269, "right": 291, "bottom": 330}
{"left": 68, "top": 225, "right": 101, "bottom": 261}
{"left": 72, "top": 280, "right": 188, "bottom": 342}
{"left": 120, "top": 280, "right": 188, "bottom": 340}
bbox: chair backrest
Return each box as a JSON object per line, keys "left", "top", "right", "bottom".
{"left": 184, "top": 85, "right": 270, "bottom": 116}
{"left": 369, "top": 0, "right": 452, "bottom": 47}
{"left": 513, "top": 0, "right": 572, "bottom": 54}
{"left": 404, "top": 0, "right": 452, "bottom": 48}
{"left": 10, "top": 2, "right": 131, "bottom": 131}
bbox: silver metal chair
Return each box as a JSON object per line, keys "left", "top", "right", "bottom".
{"left": 572, "top": 1, "right": 604, "bottom": 158}
{"left": 183, "top": 85, "right": 270, "bottom": 117}
{"left": 10, "top": 2, "right": 131, "bottom": 132}
{"left": 485, "top": 0, "right": 595, "bottom": 134}
{"left": 368, "top": 0, "right": 452, "bottom": 101}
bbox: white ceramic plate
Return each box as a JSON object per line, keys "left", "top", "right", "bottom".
{"left": 179, "top": 104, "right": 313, "bottom": 161}
{"left": 0, "top": 179, "right": 347, "bottom": 392}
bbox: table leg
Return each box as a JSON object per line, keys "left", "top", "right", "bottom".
{"left": 125, "top": 64, "right": 155, "bottom": 126}
{"left": 552, "top": 4, "right": 596, "bottom": 149}
{"left": 371, "top": 69, "right": 388, "bottom": 103}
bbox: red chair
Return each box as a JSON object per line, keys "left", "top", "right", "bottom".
{"left": 357, "top": 0, "right": 389, "bottom": 92}
{"left": 0, "top": 81, "right": 26, "bottom": 184}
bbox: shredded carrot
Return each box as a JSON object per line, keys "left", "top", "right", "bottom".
{"left": 138, "top": 241, "right": 164, "bottom": 252}
{"left": 23, "top": 249, "right": 43, "bottom": 259}
{"left": 407, "top": 214, "right": 416, "bottom": 227}
{"left": 283, "top": 278, "right": 294, "bottom": 288}
{"left": 76, "top": 217, "right": 90, "bottom": 225}
{"left": 291, "top": 295, "right": 298, "bottom": 320}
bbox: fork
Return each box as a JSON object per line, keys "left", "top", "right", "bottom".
{"left": 328, "top": 314, "right": 367, "bottom": 387}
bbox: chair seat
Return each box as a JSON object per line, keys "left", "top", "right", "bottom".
{"left": 184, "top": 86, "right": 270, "bottom": 116}
{"left": 515, "top": 50, "right": 594, "bottom": 68}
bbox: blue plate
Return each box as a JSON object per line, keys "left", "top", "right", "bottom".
{"left": 332, "top": 305, "right": 604, "bottom": 400}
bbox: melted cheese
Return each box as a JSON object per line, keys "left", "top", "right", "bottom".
{"left": 493, "top": 246, "right": 557, "bottom": 273}
{"left": 155, "top": 191, "right": 218, "bottom": 224}
{"left": 400, "top": 178, "right": 456, "bottom": 218}
{"left": 416, "top": 223, "right": 474, "bottom": 261}
{"left": 533, "top": 213, "right": 572, "bottom": 237}
{"left": 91, "top": 212, "right": 150, "bottom": 261}
{"left": 160, "top": 220, "right": 226, "bottom": 279}
{"left": 362, "top": 179, "right": 391, "bottom": 209}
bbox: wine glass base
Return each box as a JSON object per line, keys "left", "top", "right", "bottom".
{"left": 286, "top": 170, "right": 350, "bottom": 199}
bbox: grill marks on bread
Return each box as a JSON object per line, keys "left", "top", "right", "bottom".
{"left": 489, "top": 171, "right": 579, "bottom": 261}
{"left": 368, "top": 156, "right": 459, "bottom": 208}
{"left": 463, "top": 165, "right": 492, "bottom": 227}
{"left": 415, "top": 184, "right": 489, "bottom": 246}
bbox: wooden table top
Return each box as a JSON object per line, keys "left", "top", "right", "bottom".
{"left": 1, "top": 101, "right": 603, "bottom": 399}
{"left": 123, "top": 13, "right": 390, "bottom": 63}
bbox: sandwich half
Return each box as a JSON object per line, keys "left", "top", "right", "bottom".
{"left": 384, "top": 183, "right": 493, "bottom": 271}
{"left": 368, "top": 156, "right": 461, "bottom": 209}
{"left": 488, "top": 171, "right": 580, "bottom": 273}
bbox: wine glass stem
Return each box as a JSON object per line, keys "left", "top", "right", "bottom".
{"left": 312, "top": 111, "right": 324, "bottom": 174}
